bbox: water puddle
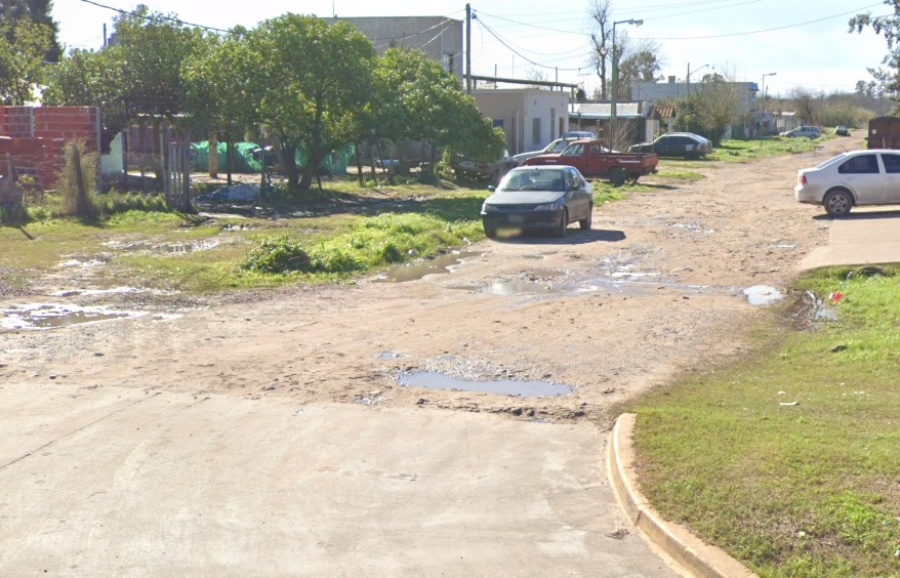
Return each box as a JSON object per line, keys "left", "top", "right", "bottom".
{"left": 374, "top": 250, "right": 479, "bottom": 283}
{"left": 399, "top": 371, "right": 572, "bottom": 397}
{"left": 1, "top": 303, "right": 147, "bottom": 331}
{"left": 744, "top": 285, "right": 784, "bottom": 306}
{"left": 104, "top": 239, "right": 220, "bottom": 254}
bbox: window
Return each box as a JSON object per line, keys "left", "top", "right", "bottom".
{"left": 533, "top": 118, "right": 542, "bottom": 144}
{"left": 561, "top": 144, "right": 583, "bottom": 158}
{"left": 881, "top": 153, "right": 900, "bottom": 174}
{"left": 838, "top": 154, "right": 879, "bottom": 174}
{"left": 492, "top": 119, "right": 504, "bottom": 129}
{"left": 442, "top": 53, "right": 455, "bottom": 73}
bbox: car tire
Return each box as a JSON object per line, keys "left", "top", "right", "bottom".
{"left": 555, "top": 208, "right": 568, "bottom": 238}
{"left": 579, "top": 204, "right": 593, "bottom": 230}
{"left": 823, "top": 189, "right": 854, "bottom": 217}
{"left": 483, "top": 222, "right": 498, "bottom": 239}
{"left": 609, "top": 168, "right": 627, "bottom": 187}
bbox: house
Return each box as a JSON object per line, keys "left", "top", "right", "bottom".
{"left": 568, "top": 102, "right": 657, "bottom": 147}
{"left": 335, "top": 16, "right": 463, "bottom": 80}
{"left": 472, "top": 88, "right": 570, "bottom": 155}
{"left": 630, "top": 78, "right": 761, "bottom": 138}
{"left": 338, "top": 16, "right": 568, "bottom": 157}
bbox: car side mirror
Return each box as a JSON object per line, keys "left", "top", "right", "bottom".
{"left": 488, "top": 185, "right": 496, "bottom": 192}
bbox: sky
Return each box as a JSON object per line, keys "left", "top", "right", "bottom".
{"left": 51, "top": 0, "right": 893, "bottom": 98}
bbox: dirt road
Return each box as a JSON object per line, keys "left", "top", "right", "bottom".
{"left": 0, "top": 134, "right": 864, "bottom": 576}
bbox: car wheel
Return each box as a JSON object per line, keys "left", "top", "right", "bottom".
{"left": 579, "top": 204, "right": 593, "bottom": 230}
{"left": 555, "top": 208, "right": 568, "bottom": 238}
{"left": 609, "top": 168, "right": 627, "bottom": 187}
{"left": 483, "top": 222, "right": 498, "bottom": 239}
{"left": 823, "top": 189, "right": 853, "bottom": 217}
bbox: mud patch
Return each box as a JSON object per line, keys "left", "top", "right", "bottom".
{"left": 399, "top": 370, "right": 572, "bottom": 398}
{"left": 1, "top": 303, "right": 148, "bottom": 331}
{"left": 743, "top": 285, "right": 783, "bottom": 306}
{"left": 373, "top": 250, "right": 480, "bottom": 283}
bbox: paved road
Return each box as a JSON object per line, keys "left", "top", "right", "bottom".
{"left": 0, "top": 382, "right": 679, "bottom": 577}
{"left": 800, "top": 207, "right": 900, "bottom": 270}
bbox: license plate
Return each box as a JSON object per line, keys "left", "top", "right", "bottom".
{"left": 507, "top": 214, "right": 524, "bottom": 225}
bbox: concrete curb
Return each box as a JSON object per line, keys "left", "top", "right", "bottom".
{"left": 607, "top": 413, "right": 759, "bottom": 578}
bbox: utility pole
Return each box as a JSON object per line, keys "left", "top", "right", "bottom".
{"left": 465, "top": 4, "right": 472, "bottom": 94}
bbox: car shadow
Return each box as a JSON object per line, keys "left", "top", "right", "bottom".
{"left": 813, "top": 209, "right": 900, "bottom": 221}
{"left": 490, "top": 228, "right": 626, "bottom": 245}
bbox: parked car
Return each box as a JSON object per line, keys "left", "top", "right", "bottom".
{"left": 512, "top": 137, "right": 578, "bottom": 166}
{"left": 452, "top": 149, "right": 517, "bottom": 185}
{"left": 780, "top": 126, "right": 821, "bottom": 139}
{"left": 480, "top": 165, "right": 593, "bottom": 238}
{"left": 560, "top": 130, "right": 597, "bottom": 140}
{"left": 795, "top": 149, "right": 900, "bottom": 216}
{"left": 526, "top": 139, "right": 658, "bottom": 185}
{"left": 835, "top": 126, "right": 851, "bottom": 136}
{"left": 627, "top": 132, "right": 712, "bottom": 159}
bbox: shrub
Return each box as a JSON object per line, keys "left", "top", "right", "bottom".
{"left": 242, "top": 236, "right": 311, "bottom": 273}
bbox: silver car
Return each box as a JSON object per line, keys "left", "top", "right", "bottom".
{"left": 781, "top": 126, "right": 821, "bottom": 139}
{"left": 480, "top": 166, "right": 594, "bottom": 238}
{"left": 795, "top": 149, "right": 900, "bottom": 216}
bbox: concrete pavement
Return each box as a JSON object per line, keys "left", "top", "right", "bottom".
{"left": 800, "top": 207, "right": 900, "bottom": 270}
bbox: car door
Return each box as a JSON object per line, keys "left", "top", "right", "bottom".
{"left": 584, "top": 143, "right": 607, "bottom": 176}
{"left": 837, "top": 153, "right": 882, "bottom": 205}
{"left": 879, "top": 153, "right": 900, "bottom": 203}
{"left": 564, "top": 168, "right": 590, "bottom": 220}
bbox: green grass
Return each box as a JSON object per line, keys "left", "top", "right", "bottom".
{"left": 711, "top": 135, "right": 833, "bottom": 163}
{"left": 623, "top": 268, "right": 900, "bottom": 578}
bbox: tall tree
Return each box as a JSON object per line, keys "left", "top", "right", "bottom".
{"left": 617, "top": 39, "right": 664, "bottom": 99}
{"left": 849, "top": 3, "right": 900, "bottom": 106}
{"left": 246, "top": 14, "right": 376, "bottom": 192}
{"left": 588, "top": 0, "right": 612, "bottom": 100}
{"left": 0, "top": 0, "right": 61, "bottom": 62}
{"left": 0, "top": 15, "right": 52, "bottom": 104}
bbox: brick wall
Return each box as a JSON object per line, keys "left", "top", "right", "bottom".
{"left": 0, "top": 106, "right": 100, "bottom": 190}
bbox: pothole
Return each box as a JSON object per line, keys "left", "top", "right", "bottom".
{"left": 399, "top": 370, "right": 572, "bottom": 398}
{"left": 1, "top": 303, "right": 151, "bottom": 331}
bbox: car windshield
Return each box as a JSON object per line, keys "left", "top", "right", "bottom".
{"left": 561, "top": 144, "right": 583, "bottom": 157}
{"left": 499, "top": 170, "right": 566, "bottom": 192}
{"left": 816, "top": 153, "right": 851, "bottom": 169}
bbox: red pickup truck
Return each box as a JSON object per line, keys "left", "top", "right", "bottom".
{"left": 525, "top": 140, "right": 658, "bottom": 186}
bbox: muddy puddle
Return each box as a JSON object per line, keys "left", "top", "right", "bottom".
{"left": 374, "top": 250, "right": 480, "bottom": 283}
{"left": 1, "top": 303, "right": 150, "bottom": 331}
{"left": 743, "top": 285, "right": 784, "bottom": 306}
{"left": 103, "top": 239, "right": 220, "bottom": 254}
{"left": 399, "top": 371, "right": 572, "bottom": 397}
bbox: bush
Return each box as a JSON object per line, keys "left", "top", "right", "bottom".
{"left": 242, "top": 236, "right": 311, "bottom": 273}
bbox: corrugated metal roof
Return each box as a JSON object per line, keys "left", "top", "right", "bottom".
{"left": 570, "top": 102, "right": 644, "bottom": 120}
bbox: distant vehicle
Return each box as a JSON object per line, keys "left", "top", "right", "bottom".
{"left": 780, "top": 126, "right": 821, "bottom": 139}
{"left": 560, "top": 130, "right": 597, "bottom": 140}
{"left": 452, "top": 149, "right": 517, "bottom": 185}
{"left": 867, "top": 116, "right": 900, "bottom": 149}
{"left": 480, "top": 165, "right": 593, "bottom": 238}
{"left": 526, "top": 140, "right": 658, "bottom": 185}
{"left": 512, "top": 137, "right": 578, "bottom": 166}
{"left": 835, "top": 126, "right": 850, "bottom": 136}
{"left": 628, "top": 132, "right": 712, "bottom": 159}
{"left": 795, "top": 149, "right": 900, "bottom": 217}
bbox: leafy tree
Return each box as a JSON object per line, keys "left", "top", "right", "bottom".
{"left": 246, "top": 14, "right": 376, "bottom": 192}
{"left": 673, "top": 75, "right": 744, "bottom": 145}
{"left": 0, "top": 0, "right": 61, "bottom": 62}
{"left": 44, "top": 7, "right": 206, "bottom": 154}
{"left": 849, "top": 3, "right": 900, "bottom": 107}
{"left": 0, "top": 15, "right": 52, "bottom": 104}
{"left": 789, "top": 88, "right": 821, "bottom": 125}
{"left": 43, "top": 47, "right": 128, "bottom": 147}
{"left": 181, "top": 29, "right": 260, "bottom": 181}
{"left": 618, "top": 40, "right": 664, "bottom": 98}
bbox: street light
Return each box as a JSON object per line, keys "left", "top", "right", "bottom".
{"left": 610, "top": 18, "right": 643, "bottom": 150}
{"left": 761, "top": 72, "right": 777, "bottom": 112}
{"left": 686, "top": 63, "right": 710, "bottom": 97}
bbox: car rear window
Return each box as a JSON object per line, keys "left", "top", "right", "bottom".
{"left": 838, "top": 154, "right": 879, "bottom": 174}
{"left": 881, "top": 153, "right": 900, "bottom": 174}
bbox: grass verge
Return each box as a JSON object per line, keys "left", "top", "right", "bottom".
{"left": 622, "top": 266, "right": 900, "bottom": 578}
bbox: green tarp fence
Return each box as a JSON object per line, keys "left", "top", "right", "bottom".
{"left": 190, "top": 141, "right": 355, "bottom": 174}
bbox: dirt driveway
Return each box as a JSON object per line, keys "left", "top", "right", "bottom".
{"left": 0, "top": 134, "right": 865, "bottom": 576}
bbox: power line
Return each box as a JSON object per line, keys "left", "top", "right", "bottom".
{"left": 77, "top": 0, "right": 231, "bottom": 33}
